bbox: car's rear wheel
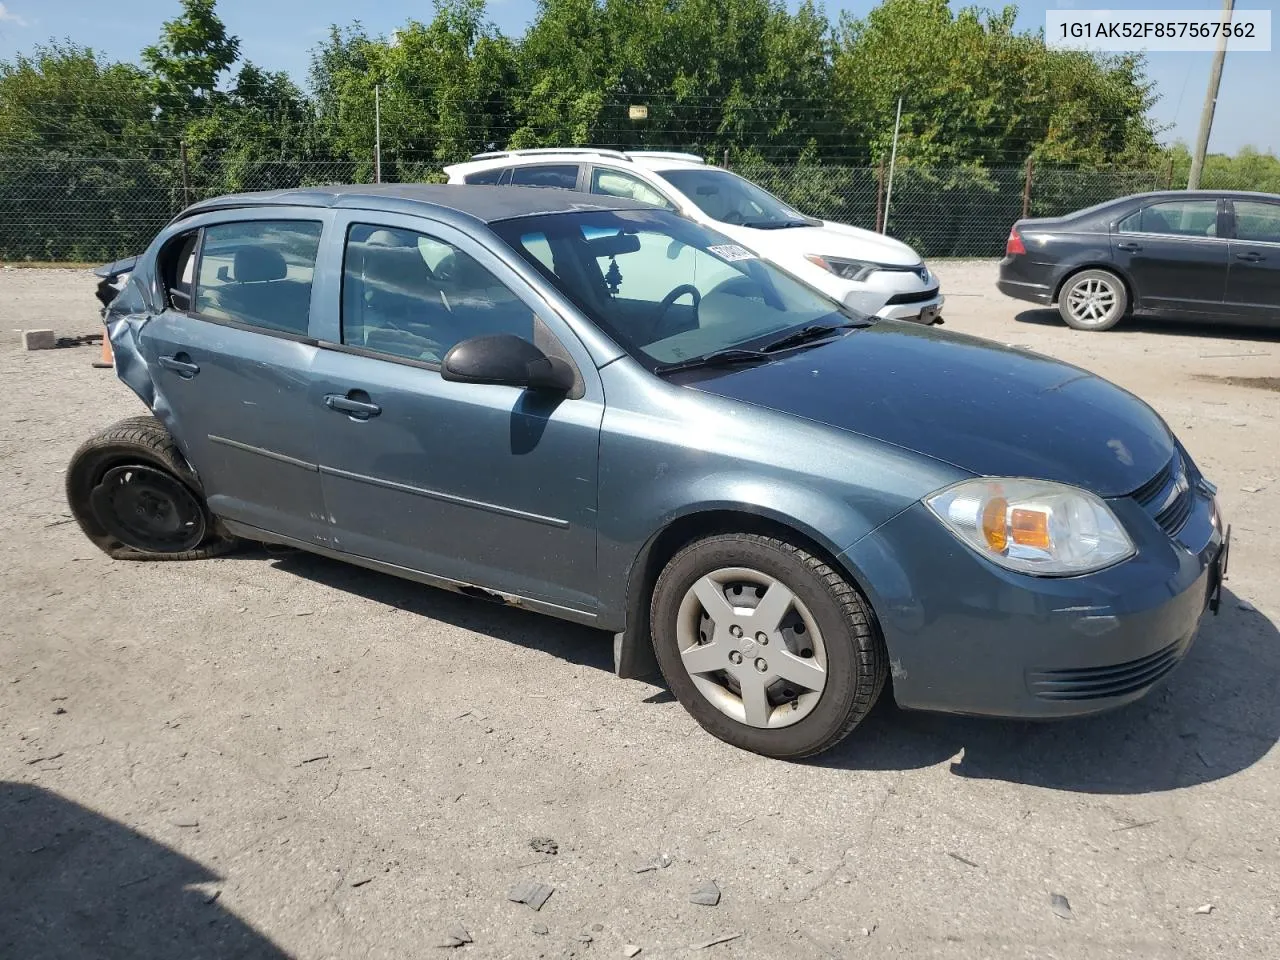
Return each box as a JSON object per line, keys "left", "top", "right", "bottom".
{"left": 66, "top": 415, "right": 238, "bottom": 561}
{"left": 1058, "top": 269, "right": 1127, "bottom": 331}
{"left": 650, "top": 533, "right": 886, "bottom": 759}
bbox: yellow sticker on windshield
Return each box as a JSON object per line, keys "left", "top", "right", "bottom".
{"left": 707, "top": 244, "right": 756, "bottom": 262}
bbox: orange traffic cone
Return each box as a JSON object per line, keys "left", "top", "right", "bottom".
{"left": 92, "top": 333, "right": 113, "bottom": 369}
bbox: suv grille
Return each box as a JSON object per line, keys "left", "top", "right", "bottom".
{"left": 1131, "top": 452, "right": 1193, "bottom": 538}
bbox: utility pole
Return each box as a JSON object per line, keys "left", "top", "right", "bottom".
{"left": 882, "top": 96, "right": 903, "bottom": 234}
{"left": 374, "top": 85, "right": 382, "bottom": 185}
{"left": 1187, "top": 0, "right": 1234, "bottom": 189}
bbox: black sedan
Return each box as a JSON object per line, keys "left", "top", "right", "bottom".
{"left": 998, "top": 190, "right": 1280, "bottom": 331}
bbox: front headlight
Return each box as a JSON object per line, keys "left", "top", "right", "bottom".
{"left": 925, "top": 478, "right": 1135, "bottom": 576}
{"left": 804, "top": 254, "right": 879, "bottom": 282}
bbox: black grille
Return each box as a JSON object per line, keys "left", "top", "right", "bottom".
{"left": 884, "top": 287, "right": 940, "bottom": 306}
{"left": 1028, "top": 638, "right": 1186, "bottom": 701}
{"left": 1130, "top": 453, "right": 1193, "bottom": 538}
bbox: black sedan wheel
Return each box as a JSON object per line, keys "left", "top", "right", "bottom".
{"left": 650, "top": 533, "right": 886, "bottom": 759}
{"left": 1058, "top": 269, "right": 1128, "bottom": 331}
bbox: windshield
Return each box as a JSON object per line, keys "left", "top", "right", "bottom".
{"left": 656, "top": 168, "right": 809, "bottom": 227}
{"left": 491, "top": 209, "right": 850, "bottom": 369}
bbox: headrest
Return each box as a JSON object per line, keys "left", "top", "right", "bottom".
{"left": 233, "top": 245, "right": 287, "bottom": 282}
{"left": 365, "top": 229, "right": 417, "bottom": 248}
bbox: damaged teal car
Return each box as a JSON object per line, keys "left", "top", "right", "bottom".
{"left": 70, "top": 185, "right": 1228, "bottom": 759}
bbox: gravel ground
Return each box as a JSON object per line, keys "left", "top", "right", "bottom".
{"left": 2, "top": 261, "right": 1278, "bottom": 960}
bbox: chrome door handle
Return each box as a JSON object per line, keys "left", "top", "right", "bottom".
{"left": 158, "top": 354, "right": 200, "bottom": 378}
{"left": 324, "top": 393, "right": 382, "bottom": 420}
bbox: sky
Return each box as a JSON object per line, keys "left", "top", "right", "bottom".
{"left": 0, "top": 0, "right": 1276, "bottom": 155}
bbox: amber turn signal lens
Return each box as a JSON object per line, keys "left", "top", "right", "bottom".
{"left": 981, "top": 497, "right": 1008, "bottom": 552}
{"left": 1010, "top": 507, "right": 1051, "bottom": 549}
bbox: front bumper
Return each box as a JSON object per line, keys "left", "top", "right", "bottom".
{"left": 874, "top": 292, "right": 945, "bottom": 324}
{"left": 842, "top": 484, "right": 1226, "bottom": 719}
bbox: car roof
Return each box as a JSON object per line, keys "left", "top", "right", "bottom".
{"left": 444, "top": 150, "right": 708, "bottom": 178}
{"left": 176, "top": 183, "right": 655, "bottom": 225}
{"left": 1111, "top": 189, "right": 1280, "bottom": 204}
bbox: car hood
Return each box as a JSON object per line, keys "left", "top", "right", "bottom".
{"left": 684, "top": 322, "right": 1173, "bottom": 497}
{"left": 716, "top": 220, "right": 922, "bottom": 267}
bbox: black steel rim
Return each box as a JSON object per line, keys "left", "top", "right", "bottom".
{"left": 89, "top": 464, "right": 207, "bottom": 553}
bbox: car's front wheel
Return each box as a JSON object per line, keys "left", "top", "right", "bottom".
{"left": 66, "top": 415, "right": 238, "bottom": 561}
{"left": 650, "top": 533, "right": 886, "bottom": 759}
{"left": 1058, "top": 268, "right": 1128, "bottom": 331}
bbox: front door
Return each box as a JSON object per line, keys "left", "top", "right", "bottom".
{"left": 1111, "top": 197, "right": 1229, "bottom": 314}
{"left": 1225, "top": 198, "right": 1280, "bottom": 324}
{"left": 308, "top": 214, "right": 604, "bottom": 614}
{"left": 138, "top": 214, "right": 330, "bottom": 544}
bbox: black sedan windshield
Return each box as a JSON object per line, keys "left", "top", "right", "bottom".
{"left": 491, "top": 209, "right": 848, "bottom": 367}
{"left": 656, "top": 168, "right": 809, "bottom": 227}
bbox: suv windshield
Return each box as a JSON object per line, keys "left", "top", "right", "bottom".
{"left": 656, "top": 168, "right": 810, "bottom": 228}
{"left": 491, "top": 209, "right": 851, "bottom": 369}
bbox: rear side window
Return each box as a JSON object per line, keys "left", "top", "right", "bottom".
{"left": 194, "top": 221, "right": 323, "bottom": 335}
{"left": 590, "top": 168, "right": 673, "bottom": 208}
{"left": 341, "top": 223, "right": 532, "bottom": 364}
{"left": 464, "top": 167, "right": 506, "bottom": 185}
{"left": 510, "top": 164, "right": 579, "bottom": 189}
{"left": 1117, "top": 200, "right": 1219, "bottom": 237}
{"left": 1233, "top": 201, "right": 1280, "bottom": 243}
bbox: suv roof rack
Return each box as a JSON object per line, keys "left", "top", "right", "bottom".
{"left": 468, "top": 148, "right": 632, "bottom": 162}
{"left": 625, "top": 151, "right": 705, "bottom": 164}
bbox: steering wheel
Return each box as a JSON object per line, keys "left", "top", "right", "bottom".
{"left": 651, "top": 284, "right": 702, "bottom": 341}
{"left": 720, "top": 210, "right": 746, "bottom": 225}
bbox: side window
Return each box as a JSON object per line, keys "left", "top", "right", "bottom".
{"left": 1233, "top": 201, "right": 1280, "bottom": 243}
{"left": 193, "top": 221, "right": 323, "bottom": 335}
{"left": 159, "top": 231, "right": 199, "bottom": 311}
{"left": 510, "top": 164, "right": 579, "bottom": 189}
{"left": 590, "top": 168, "right": 674, "bottom": 209}
{"left": 1119, "top": 200, "right": 1219, "bottom": 237}
{"left": 341, "top": 223, "right": 532, "bottom": 364}
{"left": 464, "top": 167, "right": 505, "bottom": 185}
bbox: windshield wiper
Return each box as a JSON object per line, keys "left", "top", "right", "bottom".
{"left": 760, "top": 322, "right": 863, "bottom": 353}
{"left": 654, "top": 348, "right": 772, "bottom": 375}
{"left": 744, "top": 219, "right": 810, "bottom": 229}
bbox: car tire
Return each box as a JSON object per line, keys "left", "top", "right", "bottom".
{"left": 1057, "top": 269, "right": 1128, "bottom": 331}
{"left": 650, "top": 533, "right": 886, "bottom": 759}
{"left": 65, "top": 415, "right": 239, "bottom": 561}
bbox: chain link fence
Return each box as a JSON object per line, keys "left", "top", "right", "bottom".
{"left": 0, "top": 149, "right": 1260, "bottom": 263}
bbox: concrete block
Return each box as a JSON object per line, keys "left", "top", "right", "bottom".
{"left": 22, "top": 329, "right": 57, "bottom": 351}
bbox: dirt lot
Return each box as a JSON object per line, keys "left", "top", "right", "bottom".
{"left": 2, "top": 262, "right": 1278, "bottom": 960}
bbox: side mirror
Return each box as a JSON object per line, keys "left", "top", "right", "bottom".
{"left": 441, "top": 334, "right": 576, "bottom": 393}
{"left": 216, "top": 265, "right": 231, "bottom": 282}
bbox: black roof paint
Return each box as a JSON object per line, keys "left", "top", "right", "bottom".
{"left": 177, "top": 184, "right": 652, "bottom": 225}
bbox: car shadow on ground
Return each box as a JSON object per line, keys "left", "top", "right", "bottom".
{"left": 1014, "top": 307, "right": 1280, "bottom": 342}
{"left": 818, "top": 587, "right": 1279, "bottom": 793}
{"left": 0, "top": 782, "right": 289, "bottom": 959}
{"left": 262, "top": 549, "right": 1277, "bottom": 795}
{"left": 261, "top": 547, "right": 616, "bottom": 673}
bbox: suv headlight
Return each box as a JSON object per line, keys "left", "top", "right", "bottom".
{"left": 804, "top": 254, "right": 879, "bottom": 282}
{"left": 925, "top": 478, "right": 1135, "bottom": 576}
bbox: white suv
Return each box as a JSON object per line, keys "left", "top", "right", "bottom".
{"left": 443, "top": 149, "right": 944, "bottom": 323}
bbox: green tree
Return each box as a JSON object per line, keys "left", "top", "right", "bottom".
{"left": 142, "top": 0, "right": 240, "bottom": 122}
{"left": 833, "top": 0, "right": 1158, "bottom": 168}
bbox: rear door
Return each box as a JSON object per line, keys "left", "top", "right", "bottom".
{"left": 138, "top": 212, "right": 332, "bottom": 544}
{"left": 1225, "top": 198, "right": 1280, "bottom": 324}
{"left": 1110, "top": 198, "right": 1229, "bottom": 314}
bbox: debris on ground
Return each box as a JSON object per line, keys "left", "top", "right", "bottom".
{"left": 624, "top": 946, "right": 642, "bottom": 958}
{"left": 532, "top": 921, "right": 549, "bottom": 935}
{"left": 576, "top": 933, "right": 594, "bottom": 943}
{"left": 529, "top": 837, "right": 559, "bottom": 856}
{"left": 692, "top": 932, "right": 741, "bottom": 950}
{"left": 946, "top": 851, "right": 979, "bottom": 868}
{"left": 508, "top": 879, "right": 555, "bottom": 910}
{"left": 439, "top": 923, "right": 473, "bottom": 948}
{"left": 349, "top": 876, "right": 373, "bottom": 888}
{"left": 170, "top": 817, "right": 199, "bottom": 828}
{"left": 633, "top": 860, "right": 658, "bottom": 874}
{"left": 1237, "top": 600, "right": 1256, "bottom": 611}
{"left": 689, "top": 881, "right": 721, "bottom": 906}
{"left": 1050, "top": 893, "right": 1074, "bottom": 920}
{"left": 591, "top": 923, "right": 604, "bottom": 932}
{"left": 1195, "top": 904, "right": 1214, "bottom": 915}
{"left": 22, "top": 329, "right": 57, "bottom": 351}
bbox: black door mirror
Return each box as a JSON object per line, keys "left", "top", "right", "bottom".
{"left": 441, "top": 334, "right": 576, "bottom": 393}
